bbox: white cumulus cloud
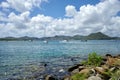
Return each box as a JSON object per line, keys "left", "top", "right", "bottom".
{"left": 65, "top": 5, "right": 77, "bottom": 17}
{"left": 0, "top": 0, "right": 48, "bottom": 12}
{"left": 0, "top": 0, "right": 120, "bottom": 37}
{"left": 0, "top": 1, "right": 10, "bottom": 8}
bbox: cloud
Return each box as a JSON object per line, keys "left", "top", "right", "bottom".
{"left": 72, "top": 0, "right": 120, "bottom": 36}
{"left": 8, "top": 11, "right": 30, "bottom": 29}
{"left": 65, "top": 5, "right": 77, "bottom": 17}
{"left": 0, "top": 0, "right": 120, "bottom": 37}
{"left": 0, "top": 0, "right": 48, "bottom": 12}
{"left": 0, "top": 1, "right": 10, "bottom": 8}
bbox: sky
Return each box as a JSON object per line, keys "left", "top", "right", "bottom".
{"left": 0, "top": 0, "right": 120, "bottom": 38}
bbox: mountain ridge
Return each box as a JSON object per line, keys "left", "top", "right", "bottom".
{"left": 0, "top": 32, "right": 120, "bottom": 41}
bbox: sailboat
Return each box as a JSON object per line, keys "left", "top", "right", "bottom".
{"left": 60, "top": 39, "right": 68, "bottom": 43}
{"left": 43, "top": 28, "right": 48, "bottom": 43}
{"left": 43, "top": 40, "right": 48, "bottom": 43}
{"left": 81, "top": 39, "right": 87, "bottom": 42}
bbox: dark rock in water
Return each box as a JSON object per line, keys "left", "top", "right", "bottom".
{"left": 71, "top": 58, "right": 74, "bottom": 61}
{"left": 113, "top": 54, "right": 120, "bottom": 58}
{"left": 68, "top": 64, "right": 83, "bottom": 72}
{"left": 105, "top": 54, "right": 112, "bottom": 57}
{"left": 45, "top": 75, "right": 56, "bottom": 80}
{"left": 44, "top": 63, "right": 47, "bottom": 67}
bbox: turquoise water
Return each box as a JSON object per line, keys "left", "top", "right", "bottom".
{"left": 0, "top": 40, "right": 120, "bottom": 79}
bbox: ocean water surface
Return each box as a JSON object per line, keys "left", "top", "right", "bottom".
{"left": 0, "top": 40, "right": 120, "bottom": 79}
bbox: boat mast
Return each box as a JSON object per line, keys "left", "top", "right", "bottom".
{"left": 43, "top": 27, "right": 48, "bottom": 43}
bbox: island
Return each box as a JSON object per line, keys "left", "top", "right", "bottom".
{"left": 0, "top": 32, "right": 120, "bottom": 41}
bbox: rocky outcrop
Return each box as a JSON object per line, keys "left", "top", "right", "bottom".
{"left": 65, "top": 54, "right": 120, "bottom": 80}
{"left": 87, "top": 76, "right": 102, "bottom": 80}
{"left": 94, "top": 67, "right": 106, "bottom": 74}
{"left": 68, "top": 64, "right": 83, "bottom": 72}
{"left": 45, "top": 54, "right": 120, "bottom": 80}
{"left": 45, "top": 75, "right": 56, "bottom": 80}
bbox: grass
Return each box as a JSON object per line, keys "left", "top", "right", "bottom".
{"left": 71, "top": 73, "right": 88, "bottom": 80}
{"left": 110, "top": 70, "right": 120, "bottom": 80}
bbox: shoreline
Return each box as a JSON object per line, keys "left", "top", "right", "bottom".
{"left": 1, "top": 53, "right": 120, "bottom": 80}
{"left": 45, "top": 53, "right": 120, "bottom": 80}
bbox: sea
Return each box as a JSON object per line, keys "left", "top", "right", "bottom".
{"left": 0, "top": 40, "right": 120, "bottom": 80}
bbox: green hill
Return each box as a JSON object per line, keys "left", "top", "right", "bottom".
{"left": 0, "top": 32, "right": 119, "bottom": 41}
{"left": 85, "top": 32, "right": 111, "bottom": 40}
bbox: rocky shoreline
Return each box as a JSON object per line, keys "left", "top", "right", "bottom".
{"left": 45, "top": 53, "right": 120, "bottom": 80}
{"left": 4, "top": 53, "right": 120, "bottom": 80}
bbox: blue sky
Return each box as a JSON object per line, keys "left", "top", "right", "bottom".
{"left": 0, "top": 0, "right": 101, "bottom": 18}
{"left": 35, "top": 0, "right": 100, "bottom": 18}
{"left": 0, "top": 0, "right": 120, "bottom": 37}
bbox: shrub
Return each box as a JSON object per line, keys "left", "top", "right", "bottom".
{"left": 82, "top": 52, "right": 103, "bottom": 66}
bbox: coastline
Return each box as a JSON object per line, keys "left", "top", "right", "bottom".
{"left": 45, "top": 53, "right": 120, "bottom": 80}
{"left": 1, "top": 53, "right": 120, "bottom": 80}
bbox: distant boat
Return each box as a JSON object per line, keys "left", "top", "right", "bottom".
{"left": 28, "top": 40, "right": 33, "bottom": 42}
{"left": 43, "top": 28, "right": 48, "bottom": 43}
{"left": 60, "top": 40, "right": 68, "bottom": 43}
{"left": 81, "top": 40, "right": 87, "bottom": 42}
{"left": 43, "top": 40, "right": 48, "bottom": 43}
